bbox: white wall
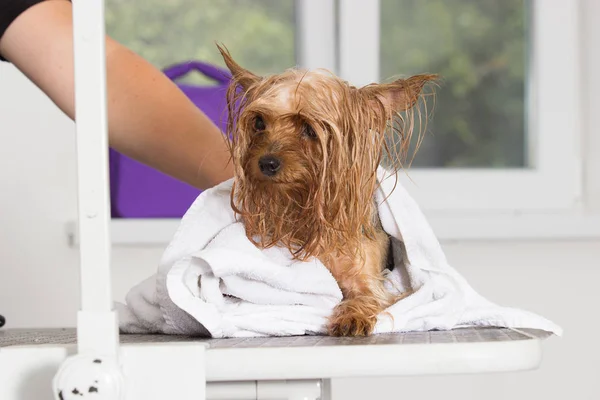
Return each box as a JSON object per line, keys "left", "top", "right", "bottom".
{"left": 1, "top": 1, "right": 600, "bottom": 398}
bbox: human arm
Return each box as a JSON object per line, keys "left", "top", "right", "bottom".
{"left": 0, "top": 0, "right": 234, "bottom": 189}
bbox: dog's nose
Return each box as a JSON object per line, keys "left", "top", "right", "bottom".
{"left": 258, "top": 155, "right": 281, "bottom": 177}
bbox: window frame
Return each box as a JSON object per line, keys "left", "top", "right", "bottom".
{"left": 298, "top": 0, "right": 583, "bottom": 214}
{"left": 69, "top": 0, "right": 597, "bottom": 246}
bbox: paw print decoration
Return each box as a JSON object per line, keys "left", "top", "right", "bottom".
{"left": 53, "top": 354, "right": 124, "bottom": 400}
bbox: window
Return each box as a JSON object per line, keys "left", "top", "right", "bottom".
{"left": 103, "top": 0, "right": 583, "bottom": 232}
{"left": 332, "top": 0, "right": 581, "bottom": 213}
{"left": 380, "top": 0, "right": 529, "bottom": 169}
{"left": 105, "top": 0, "right": 297, "bottom": 80}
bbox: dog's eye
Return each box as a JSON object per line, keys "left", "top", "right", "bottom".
{"left": 303, "top": 123, "right": 317, "bottom": 139}
{"left": 253, "top": 116, "right": 266, "bottom": 132}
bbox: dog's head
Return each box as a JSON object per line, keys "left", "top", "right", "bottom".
{"left": 217, "top": 44, "right": 436, "bottom": 260}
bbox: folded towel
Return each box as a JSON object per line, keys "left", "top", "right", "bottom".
{"left": 116, "top": 167, "right": 562, "bottom": 338}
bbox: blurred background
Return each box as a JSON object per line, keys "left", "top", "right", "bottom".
{"left": 1, "top": 1, "right": 599, "bottom": 399}
{"left": 105, "top": 0, "right": 528, "bottom": 168}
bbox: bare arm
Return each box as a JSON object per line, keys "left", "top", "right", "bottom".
{"left": 0, "top": 0, "right": 233, "bottom": 189}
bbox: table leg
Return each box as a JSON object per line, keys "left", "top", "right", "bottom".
{"left": 207, "top": 380, "right": 324, "bottom": 400}
{"left": 320, "top": 379, "right": 333, "bottom": 400}
{"left": 257, "top": 380, "right": 322, "bottom": 400}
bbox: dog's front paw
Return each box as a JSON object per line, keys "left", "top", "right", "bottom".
{"left": 327, "top": 299, "right": 378, "bottom": 337}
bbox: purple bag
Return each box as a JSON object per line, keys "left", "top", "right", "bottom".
{"left": 110, "top": 61, "right": 232, "bottom": 218}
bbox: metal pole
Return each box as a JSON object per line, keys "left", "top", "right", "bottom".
{"left": 52, "top": 2, "right": 123, "bottom": 398}
{"left": 71, "top": 0, "right": 119, "bottom": 357}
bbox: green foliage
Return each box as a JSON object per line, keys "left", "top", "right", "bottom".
{"left": 105, "top": 0, "right": 295, "bottom": 82}
{"left": 381, "top": 0, "right": 528, "bottom": 168}
{"left": 105, "top": 0, "right": 527, "bottom": 168}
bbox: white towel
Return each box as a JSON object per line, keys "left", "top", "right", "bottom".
{"left": 116, "top": 167, "right": 562, "bottom": 338}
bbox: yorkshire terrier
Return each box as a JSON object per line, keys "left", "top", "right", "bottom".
{"left": 216, "top": 44, "right": 436, "bottom": 337}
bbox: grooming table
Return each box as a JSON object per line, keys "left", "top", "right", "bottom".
{"left": 0, "top": 327, "right": 551, "bottom": 399}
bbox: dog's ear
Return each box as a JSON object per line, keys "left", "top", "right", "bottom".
{"left": 361, "top": 74, "right": 437, "bottom": 113}
{"left": 216, "top": 43, "right": 261, "bottom": 91}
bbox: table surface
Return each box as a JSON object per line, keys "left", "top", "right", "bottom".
{"left": 0, "top": 327, "right": 553, "bottom": 381}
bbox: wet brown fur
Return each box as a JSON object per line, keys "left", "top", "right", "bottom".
{"left": 216, "top": 44, "right": 437, "bottom": 336}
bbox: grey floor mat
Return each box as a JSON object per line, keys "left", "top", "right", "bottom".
{"left": 0, "top": 327, "right": 550, "bottom": 349}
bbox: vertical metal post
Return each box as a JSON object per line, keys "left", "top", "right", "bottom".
{"left": 53, "top": 2, "right": 123, "bottom": 398}
{"left": 71, "top": 0, "right": 119, "bottom": 356}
